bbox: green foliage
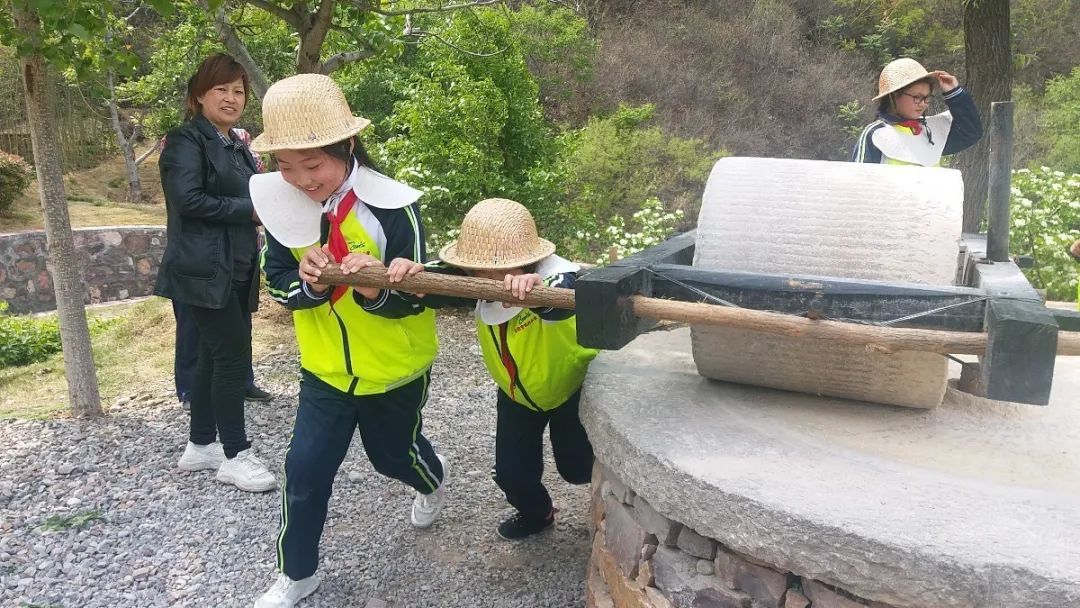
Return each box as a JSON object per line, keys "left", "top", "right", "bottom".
{"left": 382, "top": 58, "right": 514, "bottom": 233}
{"left": 0, "top": 302, "right": 117, "bottom": 368}
{"left": 0, "top": 1, "right": 149, "bottom": 79}
{"left": 1010, "top": 167, "right": 1080, "bottom": 301}
{"left": 510, "top": 4, "right": 596, "bottom": 119}
{"left": 118, "top": 4, "right": 295, "bottom": 137}
{"left": 116, "top": 13, "right": 215, "bottom": 137}
{"left": 836, "top": 100, "right": 866, "bottom": 154}
{"left": 0, "top": 301, "right": 62, "bottom": 368}
{"left": 540, "top": 104, "right": 725, "bottom": 257}
{"left": 574, "top": 198, "right": 685, "bottom": 265}
{"left": 372, "top": 7, "right": 554, "bottom": 240}
{"left": 0, "top": 151, "right": 34, "bottom": 216}
{"left": 814, "top": 0, "right": 961, "bottom": 68}
{"left": 1041, "top": 67, "right": 1080, "bottom": 174}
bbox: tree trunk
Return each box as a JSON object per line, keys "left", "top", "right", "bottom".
{"left": 107, "top": 70, "right": 143, "bottom": 203}
{"left": 294, "top": 0, "right": 336, "bottom": 74}
{"left": 13, "top": 4, "right": 103, "bottom": 418}
{"left": 203, "top": 0, "right": 270, "bottom": 98}
{"left": 957, "top": 0, "right": 1012, "bottom": 232}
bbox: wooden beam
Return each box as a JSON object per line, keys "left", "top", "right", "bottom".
{"left": 313, "top": 266, "right": 1080, "bottom": 357}
{"left": 628, "top": 295, "right": 1080, "bottom": 356}
{"left": 647, "top": 265, "right": 988, "bottom": 331}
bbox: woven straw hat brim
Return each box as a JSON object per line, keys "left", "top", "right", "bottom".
{"left": 873, "top": 58, "right": 932, "bottom": 101}
{"left": 439, "top": 238, "right": 556, "bottom": 271}
{"left": 250, "top": 116, "right": 370, "bottom": 153}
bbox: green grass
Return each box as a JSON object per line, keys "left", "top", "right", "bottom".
{"left": 38, "top": 509, "right": 103, "bottom": 532}
{"left": 0, "top": 298, "right": 175, "bottom": 419}
{"left": 0, "top": 295, "right": 295, "bottom": 419}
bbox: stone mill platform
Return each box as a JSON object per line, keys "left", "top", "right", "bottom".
{"left": 579, "top": 327, "right": 1080, "bottom": 608}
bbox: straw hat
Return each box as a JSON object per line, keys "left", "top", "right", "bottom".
{"left": 873, "top": 58, "right": 932, "bottom": 101}
{"left": 249, "top": 73, "right": 370, "bottom": 153}
{"left": 439, "top": 199, "right": 556, "bottom": 270}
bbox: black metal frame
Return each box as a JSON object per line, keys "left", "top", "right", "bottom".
{"left": 577, "top": 102, "right": 1079, "bottom": 406}
{"left": 576, "top": 230, "right": 1078, "bottom": 406}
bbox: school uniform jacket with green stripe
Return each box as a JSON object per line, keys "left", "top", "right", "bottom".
{"left": 418, "top": 259, "right": 598, "bottom": 411}
{"left": 261, "top": 200, "right": 436, "bottom": 396}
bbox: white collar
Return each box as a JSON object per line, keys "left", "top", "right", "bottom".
{"left": 872, "top": 113, "right": 954, "bottom": 167}
{"left": 475, "top": 255, "right": 579, "bottom": 325}
{"left": 250, "top": 164, "right": 424, "bottom": 248}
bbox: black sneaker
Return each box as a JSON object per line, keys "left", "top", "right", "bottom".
{"left": 245, "top": 385, "right": 274, "bottom": 402}
{"left": 496, "top": 510, "right": 554, "bottom": 540}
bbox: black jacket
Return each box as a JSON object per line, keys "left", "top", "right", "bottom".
{"left": 154, "top": 114, "right": 260, "bottom": 310}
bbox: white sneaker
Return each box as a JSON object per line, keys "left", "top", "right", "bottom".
{"left": 216, "top": 449, "right": 278, "bottom": 493}
{"left": 254, "top": 573, "right": 319, "bottom": 608}
{"left": 410, "top": 453, "right": 448, "bottom": 528}
{"left": 177, "top": 441, "right": 224, "bottom": 471}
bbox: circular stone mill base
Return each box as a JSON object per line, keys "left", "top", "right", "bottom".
{"left": 580, "top": 327, "right": 1080, "bottom": 608}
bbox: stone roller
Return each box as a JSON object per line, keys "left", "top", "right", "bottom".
{"left": 691, "top": 157, "right": 965, "bottom": 408}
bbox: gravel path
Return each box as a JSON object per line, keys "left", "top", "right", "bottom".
{"left": 0, "top": 310, "right": 591, "bottom": 608}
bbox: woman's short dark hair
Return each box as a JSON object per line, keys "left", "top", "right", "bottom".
{"left": 185, "top": 54, "right": 250, "bottom": 119}
{"left": 320, "top": 135, "right": 380, "bottom": 173}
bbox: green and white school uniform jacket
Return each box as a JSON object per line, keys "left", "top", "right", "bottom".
{"left": 254, "top": 163, "right": 437, "bottom": 396}
{"left": 425, "top": 255, "right": 599, "bottom": 411}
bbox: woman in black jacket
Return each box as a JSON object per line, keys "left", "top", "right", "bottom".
{"left": 154, "top": 54, "right": 275, "bottom": 492}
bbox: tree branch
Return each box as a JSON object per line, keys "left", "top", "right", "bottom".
{"left": 200, "top": 0, "right": 272, "bottom": 98}
{"left": 241, "top": 0, "right": 302, "bottom": 28}
{"left": 322, "top": 49, "right": 376, "bottom": 73}
{"left": 404, "top": 29, "right": 509, "bottom": 57}
{"left": 357, "top": 0, "right": 502, "bottom": 17}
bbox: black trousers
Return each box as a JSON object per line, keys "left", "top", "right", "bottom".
{"left": 493, "top": 388, "right": 594, "bottom": 521}
{"left": 173, "top": 300, "right": 255, "bottom": 402}
{"left": 276, "top": 370, "right": 444, "bottom": 580}
{"left": 187, "top": 282, "right": 253, "bottom": 458}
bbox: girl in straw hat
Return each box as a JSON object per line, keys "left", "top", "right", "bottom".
{"left": 387, "top": 198, "right": 598, "bottom": 541}
{"left": 851, "top": 57, "right": 982, "bottom": 166}
{"left": 248, "top": 73, "right": 447, "bottom": 608}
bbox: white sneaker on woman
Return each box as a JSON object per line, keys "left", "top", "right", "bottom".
{"left": 254, "top": 573, "right": 319, "bottom": 608}
{"left": 177, "top": 441, "right": 225, "bottom": 471}
{"left": 410, "top": 453, "right": 448, "bottom": 528}
{"left": 216, "top": 449, "right": 277, "bottom": 492}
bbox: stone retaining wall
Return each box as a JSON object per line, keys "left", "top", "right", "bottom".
{"left": 586, "top": 462, "right": 901, "bottom": 608}
{"left": 0, "top": 226, "right": 166, "bottom": 314}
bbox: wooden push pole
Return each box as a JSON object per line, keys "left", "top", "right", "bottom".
{"left": 315, "top": 266, "right": 1080, "bottom": 356}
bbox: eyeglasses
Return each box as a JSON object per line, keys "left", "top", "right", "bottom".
{"left": 899, "top": 92, "right": 931, "bottom": 105}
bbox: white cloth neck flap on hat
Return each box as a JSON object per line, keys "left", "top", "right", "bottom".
{"left": 872, "top": 112, "right": 953, "bottom": 167}
{"left": 476, "top": 254, "right": 579, "bottom": 326}
{"left": 250, "top": 166, "right": 424, "bottom": 249}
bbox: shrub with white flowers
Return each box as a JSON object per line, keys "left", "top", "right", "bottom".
{"left": 1010, "top": 167, "right": 1080, "bottom": 301}
{"left": 563, "top": 197, "right": 683, "bottom": 265}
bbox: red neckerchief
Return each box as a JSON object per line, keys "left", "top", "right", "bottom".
{"left": 325, "top": 189, "right": 358, "bottom": 305}
{"left": 498, "top": 323, "right": 519, "bottom": 401}
{"left": 898, "top": 119, "right": 923, "bottom": 135}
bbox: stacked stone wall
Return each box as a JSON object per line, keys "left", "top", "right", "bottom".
{"left": 586, "top": 463, "right": 903, "bottom": 608}
{"left": 0, "top": 226, "right": 166, "bottom": 314}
